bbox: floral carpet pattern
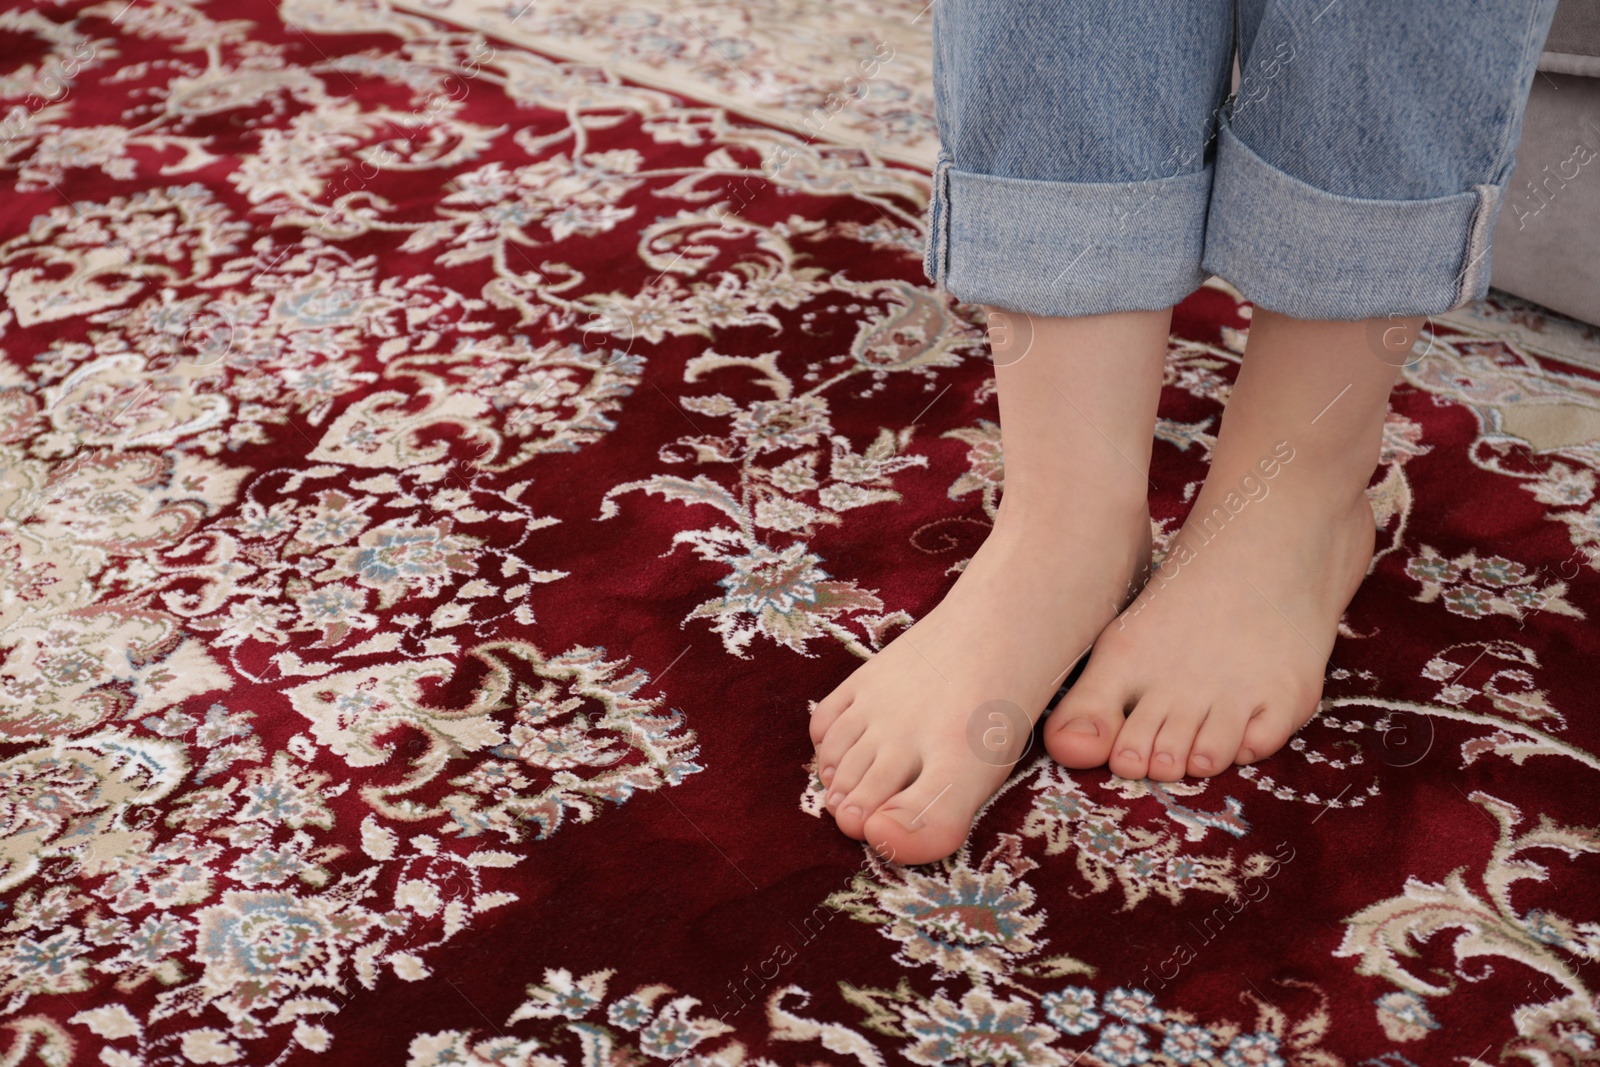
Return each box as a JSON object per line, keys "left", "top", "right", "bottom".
{"left": 0, "top": 2, "right": 1598, "bottom": 1066}
{"left": 387, "top": 0, "right": 939, "bottom": 167}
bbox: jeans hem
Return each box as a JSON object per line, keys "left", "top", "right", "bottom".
{"left": 924, "top": 159, "right": 1213, "bottom": 317}
{"left": 1202, "top": 124, "right": 1501, "bottom": 319}
{"left": 924, "top": 150, "right": 954, "bottom": 287}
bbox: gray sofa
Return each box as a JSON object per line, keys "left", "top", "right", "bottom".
{"left": 1489, "top": 0, "right": 1600, "bottom": 325}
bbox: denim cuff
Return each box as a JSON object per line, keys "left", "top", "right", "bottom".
{"left": 1203, "top": 124, "right": 1501, "bottom": 320}
{"left": 924, "top": 151, "right": 1214, "bottom": 317}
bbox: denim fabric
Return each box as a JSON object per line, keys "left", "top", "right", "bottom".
{"left": 926, "top": 0, "right": 1560, "bottom": 320}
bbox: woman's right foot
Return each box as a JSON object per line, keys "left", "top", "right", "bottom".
{"left": 810, "top": 490, "right": 1150, "bottom": 864}
{"left": 809, "top": 306, "right": 1172, "bottom": 865}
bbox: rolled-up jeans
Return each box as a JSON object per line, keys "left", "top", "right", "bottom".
{"left": 924, "top": 0, "right": 1560, "bottom": 320}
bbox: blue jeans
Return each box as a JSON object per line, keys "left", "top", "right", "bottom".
{"left": 924, "top": 0, "right": 1560, "bottom": 320}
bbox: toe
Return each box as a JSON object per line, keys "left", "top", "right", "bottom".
{"left": 1147, "top": 707, "right": 1206, "bottom": 782}
{"left": 808, "top": 684, "right": 852, "bottom": 746}
{"left": 1108, "top": 699, "right": 1166, "bottom": 780}
{"left": 1045, "top": 680, "right": 1127, "bottom": 769}
{"left": 825, "top": 737, "right": 876, "bottom": 811}
{"left": 815, "top": 710, "right": 867, "bottom": 787}
{"left": 1189, "top": 702, "right": 1252, "bottom": 776}
{"left": 1236, "top": 706, "right": 1300, "bottom": 765}
{"left": 862, "top": 760, "right": 984, "bottom": 865}
{"left": 835, "top": 751, "right": 920, "bottom": 839}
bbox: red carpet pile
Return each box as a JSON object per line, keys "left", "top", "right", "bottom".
{"left": 0, "top": 2, "right": 1597, "bottom": 1065}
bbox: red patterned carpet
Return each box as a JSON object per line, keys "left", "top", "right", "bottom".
{"left": 2, "top": 3, "right": 1598, "bottom": 1065}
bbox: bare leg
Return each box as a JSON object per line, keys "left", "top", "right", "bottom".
{"left": 1047, "top": 308, "right": 1408, "bottom": 779}
{"left": 810, "top": 308, "right": 1167, "bottom": 863}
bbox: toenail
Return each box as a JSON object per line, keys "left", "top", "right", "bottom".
{"left": 844, "top": 805, "right": 862, "bottom": 817}
{"left": 827, "top": 791, "right": 844, "bottom": 805}
{"left": 1118, "top": 748, "right": 1139, "bottom": 762}
{"left": 878, "top": 807, "right": 917, "bottom": 832}
{"left": 1239, "top": 748, "right": 1256, "bottom": 763}
{"left": 1153, "top": 752, "right": 1172, "bottom": 766}
{"left": 1194, "top": 754, "right": 1213, "bottom": 771}
{"left": 1062, "top": 718, "right": 1099, "bottom": 736}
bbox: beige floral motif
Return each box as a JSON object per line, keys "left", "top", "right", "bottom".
{"left": 419, "top": 153, "right": 645, "bottom": 251}
{"left": 0, "top": 734, "right": 185, "bottom": 893}
{"left": 386, "top": 0, "right": 940, "bottom": 165}
{"left": 441, "top": 644, "right": 704, "bottom": 841}
{"left": 413, "top": 965, "right": 738, "bottom": 1066}
{"left": 0, "top": 447, "right": 242, "bottom": 738}
{"left": 898, "top": 987, "right": 1064, "bottom": 1067}
{"left": 1019, "top": 764, "right": 1273, "bottom": 911}
{"left": 310, "top": 388, "right": 497, "bottom": 471}
{"left": 944, "top": 419, "right": 1003, "bottom": 521}
{"left": 185, "top": 458, "right": 569, "bottom": 663}
{"left": 600, "top": 279, "right": 986, "bottom": 659}
{"left": 285, "top": 656, "right": 508, "bottom": 771}
{"left": 1523, "top": 461, "right": 1596, "bottom": 508}
{"left": 1550, "top": 501, "right": 1600, "bottom": 574}
{"left": 1404, "top": 333, "right": 1600, "bottom": 572}
{"left": 186, "top": 888, "right": 377, "bottom": 1027}
{"left": 687, "top": 540, "right": 892, "bottom": 658}
{"left": 1374, "top": 990, "right": 1437, "bottom": 1042}
{"left": 829, "top": 839, "right": 1064, "bottom": 980}
{"left": 1378, "top": 411, "right": 1432, "bottom": 466}
{"left": 580, "top": 213, "right": 835, "bottom": 343}
{"left": 842, "top": 279, "right": 979, "bottom": 384}
{"left": 0, "top": 185, "right": 248, "bottom": 327}
{"left": 0, "top": 9, "right": 107, "bottom": 101}
{"left": 287, "top": 642, "right": 700, "bottom": 839}
{"left": 1404, "top": 546, "right": 1583, "bottom": 622}
{"left": 320, "top": 519, "right": 479, "bottom": 609}
{"left": 1420, "top": 641, "right": 1564, "bottom": 726}
{"left": 1166, "top": 340, "right": 1236, "bottom": 406}
{"left": 1337, "top": 792, "right": 1600, "bottom": 1061}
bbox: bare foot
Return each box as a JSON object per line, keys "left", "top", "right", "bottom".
{"left": 1045, "top": 309, "right": 1403, "bottom": 779}
{"left": 811, "top": 497, "right": 1149, "bottom": 860}
{"left": 810, "top": 307, "right": 1170, "bottom": 864}
{"left": 1046, "top": 450, "right": 1374, "bottom": 779}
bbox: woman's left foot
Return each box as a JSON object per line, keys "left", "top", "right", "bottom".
{"left": 1046, "top": 445, "right": 1374, "bottom": 779}
{"left": 1045, "top": 309, "right": 1402, "bottom": 780}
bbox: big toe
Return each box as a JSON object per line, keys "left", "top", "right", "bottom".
{"left": 1236, "top": 704, "right": 1305, "bottom": 765}
{"left": 1044, "top": 683, "right": 1126, "bottom": 769}
{"left": 863, "top": 760, "right": 990, "bottom": 865}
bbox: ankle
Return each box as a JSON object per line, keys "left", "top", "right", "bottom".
{"left": 996, "top": 474, "right": 1148, "bottom": 527}
{"left": 1275, "top": 453, "right": 1383, "bottom": 527}
{"left": 1209, "top": 428, "right": 1378, "bottom": 510}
